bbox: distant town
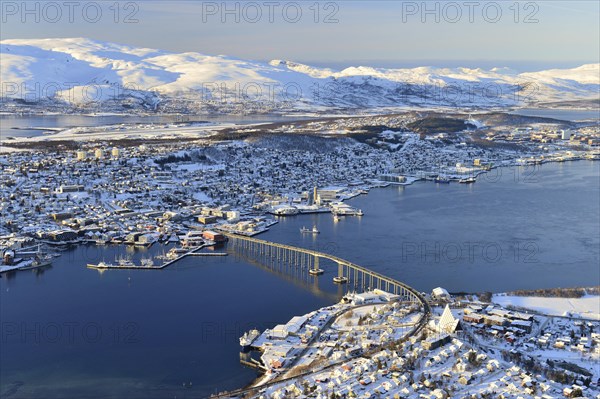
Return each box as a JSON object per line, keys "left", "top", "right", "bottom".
{"left": 1, "top": 112, "right": 599, "bottom": 262}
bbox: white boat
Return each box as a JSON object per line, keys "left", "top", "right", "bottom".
{"left": 459, "top": 177, "right": 476, "bottom": 184}
{"left": 240, "top": 329, "right": 261, "bottom": 348}
{"left": 273, "top": 206, "right": 299, "bottom": 216}
{"left": 140, "top": 257, "right": 154, "bottom": 267}
{"left": 167, "top": 247, "right": 188, "bottom": 259}
{"left": 87, "top": 261, "right": 113, "bottom": 268}
{"left": 95, "top": 237, "right": 109, "bottom": 245}
{"left": 116, "top": 256, "right": 134, "bottom": 267}
{"left": 330, "top": 202, "right": 362, "bottom": 216}
{"left": 300, "top": 226, "right": 320, "bottom": 234}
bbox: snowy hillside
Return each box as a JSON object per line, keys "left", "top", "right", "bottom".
{"left": 1, "top": 38, "right": 598, "bottom": 113}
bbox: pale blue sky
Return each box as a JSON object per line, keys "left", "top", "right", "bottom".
{"left": 2, "top": 1, "right": 599, "bottom": 71}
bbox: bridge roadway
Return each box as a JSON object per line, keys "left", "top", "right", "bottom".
{"left": 224, "top": 232, "right": 426, "bottom": 305}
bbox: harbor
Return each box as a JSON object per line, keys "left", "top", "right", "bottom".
{"left": 86, "top": 244, "right": 227, "bottom": 270}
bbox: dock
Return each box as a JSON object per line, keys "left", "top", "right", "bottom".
{"left": 0, "top": 264, "right": 24, "bottom": 274}
{"left": 239, "top": 357, "right": 268, "bottom": 372}
{"left": 86, "top": 245, "right": 228, "bottom": 271}
{"left": 186, "top": 252, "right": 228, "bottom": 256}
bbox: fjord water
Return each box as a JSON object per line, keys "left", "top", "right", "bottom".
{"left": 1, "top": 161, "right": 598, "bottom": 398}
{"left": 509, "top": 108, "right": 600, "bottom": 121}
{"left": 264, "top": 160, "right": 600, "bottom": 293}
{"left": 1, "top": 247, "right": 337, "bottom": 398}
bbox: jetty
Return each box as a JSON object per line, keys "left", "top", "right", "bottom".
{"left": 86, "top": 245, "right": 227, "bottom": 271}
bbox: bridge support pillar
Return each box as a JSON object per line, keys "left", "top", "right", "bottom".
{"left": 333, "top": 262, "right": 347, "bottom": 284}
{"left": 309, "top": 255, "right": 324, "bottom": 275}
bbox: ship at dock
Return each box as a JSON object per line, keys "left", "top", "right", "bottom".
{"left": 271, "top": 206, "right": 300, "bottom": 216}
{"left": 329, "top": 202, "right": 364, "bottom": 216}
{"left": 240, "top": 329, "right": 261, "bottom": 351}
{"left": 87, "top": 255, "right": 134, "bottom": 269}
{"left": 87, "top": 260, "right": 114, "bottom": 268}
{"left": 459, "top": 177, "right": 476, "bottom": 184}
{"left": 1, "top": 245, "right": 54, "bottom": 274}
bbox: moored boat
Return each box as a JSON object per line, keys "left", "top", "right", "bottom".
{"left": 87, "top": 261, "right": 114, "bottom": 268}
{"left": 240, "top": 329, "right": 261, "bottom": 349}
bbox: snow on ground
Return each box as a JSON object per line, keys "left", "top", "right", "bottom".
{"left": 331, "top": 305, "right": 385, "bottom": 329}
{"left": 0, "top": 146, "right": 30, "bottom": 153}
{"left": 175, "top": 163, "right": 225, "bottom": 172}
{"left": 192, "top": 192, "right": 212, "bottom": 203}
{"left": 493, "top": 294, "right": 600, "bottom": 320}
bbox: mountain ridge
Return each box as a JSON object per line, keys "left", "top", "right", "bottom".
{"left": 1, "top": 38, "right": 598, "bottom": 113}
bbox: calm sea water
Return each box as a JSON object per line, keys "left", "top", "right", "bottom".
{"left": 509, "top": 108, "right": 600, "bottom": 121}
{"left": 1, "top": 161, "right": 598, "bottom": 398}
{"left": 0, "top": 246, "right": 338, "bottom": 399}
{"left": 263, "top": 161, "right": 600, "bottom": 294}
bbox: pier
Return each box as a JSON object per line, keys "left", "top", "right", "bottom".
{"left": 224, "top": 233, "right": 426, "bottom": 305}
{"left": 86, "top": 246, "right": 228, "bottom": 270}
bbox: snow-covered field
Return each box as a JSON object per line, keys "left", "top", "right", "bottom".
{"left": 0, "top": 146, "right": 29, "bottom": 153}
{"left": 493, "top": 294, "right": 600, "bottom": 320}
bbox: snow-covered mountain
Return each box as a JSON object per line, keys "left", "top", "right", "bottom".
{"left": 1, "top": 38, "right": 598, "bottom": 113}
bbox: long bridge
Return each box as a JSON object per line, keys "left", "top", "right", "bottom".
{"left": 210, "top": 233, "right": 430, "bottom": 399}
{"left": 224, "top": 232, "right": 427, "bottom": 306}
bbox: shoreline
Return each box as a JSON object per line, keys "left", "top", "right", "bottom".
{"left": 1, "top": 104, "right": 598, "bottom": 117}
